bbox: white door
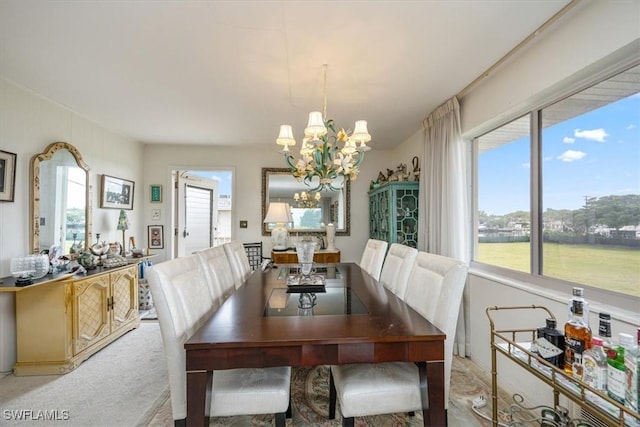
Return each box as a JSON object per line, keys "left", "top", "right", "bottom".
{"left": 175, "top": 173, "right": 219, "bottom": 256}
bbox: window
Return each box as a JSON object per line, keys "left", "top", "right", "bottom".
{"left": 477, "top": 115, "right": 531, "bottom": 273}
{"left": 475, "top": 64, "right": 640, "bottom": 298}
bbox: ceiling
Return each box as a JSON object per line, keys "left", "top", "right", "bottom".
{"left": 0, "top": 1, "right": 572, "bottom": 150}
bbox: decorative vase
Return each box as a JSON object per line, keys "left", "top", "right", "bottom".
{"left": 295, "top": 241, "right": 316, "bottom": 277}
{"left": 325, "top": 223, "right": 336, "bottom": 251}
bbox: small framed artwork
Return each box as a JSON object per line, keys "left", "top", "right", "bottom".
{"left": 148, "top": 225, "right": 164, "bottom": 249}
{"left": 0, "top": 150, "right": 17, "bottom": 202}
{"left": 150, "top": 184, "right": 162, "bottom": 203}
{"left": 101, "top": 174, "right": 135, "bottom": 210}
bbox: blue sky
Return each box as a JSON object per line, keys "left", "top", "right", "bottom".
{"left": 189, "top": 170, "right": 232, "bottom": 196}
{"left": 479, "top": 94, "right": 640, "bottom": 215}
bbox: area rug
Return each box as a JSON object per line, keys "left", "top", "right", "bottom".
{"left": 0, "top": 321, "right": 168, "bottom": 427}
{"left": 147, "top": 356, "right": 524, "bottom": 426}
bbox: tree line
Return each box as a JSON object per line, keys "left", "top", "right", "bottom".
{"left": 479, "top": 194, "right": 640, "bottom": 234}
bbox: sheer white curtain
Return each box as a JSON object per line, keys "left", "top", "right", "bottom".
{"left": 418, "top": 96, "right": 471, "bottom": 356}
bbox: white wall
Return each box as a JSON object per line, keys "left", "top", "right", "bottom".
{"left": 0, "top": 78, "right": 144, "bottom": 371}
{"left": 0, "top": 79, "right": 145, "bottom": 272}
{"left": 141, "top": 143, "right": 395, "bottom": 263}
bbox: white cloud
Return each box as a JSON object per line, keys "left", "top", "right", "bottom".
{"left": 558, "top": 150, "right": 586, "bottom": 162}
{"left": 543, "top": 156, "right": 553, "bottom": 161}
{"left": 627, "top": 124, "right": 636, "bottom": 130}
{"left": 574, "top": 128, "right": 608, "bottom": 142}
{"left": 522, "top": 162, "right": 530, "bottom": 169}
{"left": 563, "top": 136, "right": 575, "bottom": 144}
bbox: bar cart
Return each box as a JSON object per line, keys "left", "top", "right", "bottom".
{"left": 486, "top": 305, "right": 639, "bottom": 426}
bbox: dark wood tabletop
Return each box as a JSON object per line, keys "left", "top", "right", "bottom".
{"left": 184, "top": 263, "right": 446, "bottom": 426}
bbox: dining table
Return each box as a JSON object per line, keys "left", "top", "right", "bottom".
{"left": 184, "top": 263, "right": 446, "bottom": 426}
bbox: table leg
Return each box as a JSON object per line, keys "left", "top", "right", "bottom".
{"left": 420, "top": 360, "right": 446, "bottom": 426}
{"left": 186, "top": 370, "right": 212, "bottom": 426}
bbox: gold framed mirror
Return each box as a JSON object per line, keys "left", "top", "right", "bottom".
{"left": 30, "top": 142, "right": 91, "bottom": 255}
{"left": 261, "top": 167, "right": 350, "bottom": 237}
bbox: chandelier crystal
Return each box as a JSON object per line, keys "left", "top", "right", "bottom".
{"left": 276, "top": 64, "right": 371, "bottom": 191}
{"left": 293, "top": 191, "right": 321, "bottom": 208}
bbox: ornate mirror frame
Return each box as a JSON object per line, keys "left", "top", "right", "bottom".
{"left": 261, "top": 167, "right": 350, "bottom": 237}
{"left": 30, "top": 142, "right": 92, "bottom": 254}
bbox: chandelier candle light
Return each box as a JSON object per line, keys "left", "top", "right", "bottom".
{"left": 294, "top": 191, "right": 321, "bottom": 208}
{"left": 276, "top": 64, "right": 371, "bottom": 191}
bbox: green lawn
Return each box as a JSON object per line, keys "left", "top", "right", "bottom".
{"left": 477, "top": 242, "right": 640, "bottom": 297}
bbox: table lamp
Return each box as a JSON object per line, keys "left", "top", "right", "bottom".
{"left": 263, "top": 202, "right": 293, "bottom": 251}
{"left": 116, "top": 209, "right": 130, "bottom": 255}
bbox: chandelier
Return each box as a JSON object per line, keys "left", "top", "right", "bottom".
{"left": 276, "top": 64, "right": 371, "bottom": 191}
{"left": 293, "top": 191, "right": 321, "bottom": 208}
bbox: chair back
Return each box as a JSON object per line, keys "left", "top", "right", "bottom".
{"left": 223, "top": 241, "right": 252, "bottom": 288}
{"left": 404, "top": 251, "right": 468, "bottom": 408}
{"left": 358, "top": 239, "right": 388, "bottom": 281}
{"left": 379, "top": 243, "right": 418, "bottom": 299}
{"left": 196, "top": 245, "right": 236, "bottom": 306}
{"left": 242, "top": 242, "right": 263, "bottom": 271}
{"left": 147, "top": 255, "right": 217, "bottom": 420}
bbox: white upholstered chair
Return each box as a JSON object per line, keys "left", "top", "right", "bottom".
{"left": 223, "top": 240, "right": 252, "bottom": 289}
{"left": 378, "top": 243, "right": 418, "bottom": 299}
{"left": 358, "top": 239, "right": 388, "bottom": 281}
{"left": 147, "top": 255, "right": 291, "bottom": 426}
{"left": 329, "top": 251, "right": 468, "bottom": 426}
{"left": 195, "top": 245, "right": 236, "bottom": 307}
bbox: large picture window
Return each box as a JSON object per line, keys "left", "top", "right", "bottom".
{"left": 475, "top": 64, "right": 640, "bottom": 298}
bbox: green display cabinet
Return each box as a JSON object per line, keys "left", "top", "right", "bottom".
{"left": 368, "top": 181, "right": 419, "bottom": 248}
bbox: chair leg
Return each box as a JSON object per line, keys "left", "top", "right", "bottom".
{"left": 274, "top": 411, "right": 286, "bottom": 427}
{"left": 343, "top": 416, "right": 355, "bottom": 427}
{"left": 328, "top": 368, "right": 337, "bottom": 420}
{"left": 286, "top": 399, "right": 292, "bottom": 419}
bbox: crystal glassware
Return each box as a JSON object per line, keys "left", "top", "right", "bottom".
{"left": 295, "top": 241, "right": 316, "bottom": 277}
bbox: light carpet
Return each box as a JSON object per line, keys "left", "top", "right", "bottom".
{"left": 0, "top": 322, "right": 168, "bottom": 427}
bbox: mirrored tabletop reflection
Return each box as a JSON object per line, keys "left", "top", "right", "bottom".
{"left": 264, "top": 287, "right": 368, "bottom": 317}
{"left": 276, "top": 264, "right": 342, "bottom": 282}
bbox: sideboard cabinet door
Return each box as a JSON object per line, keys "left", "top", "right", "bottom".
{"left": 72, "top": 274, "right": 110, "bottom": 355}
{"left": 14, "top": 264, "right": 139, "bottom": 376}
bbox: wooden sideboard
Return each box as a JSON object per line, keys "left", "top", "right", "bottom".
{"left": 271, "top": 249, "right": 340, "bottom": 264}
{"left": 12, "top": 264, "right": 139, "bottom": 375}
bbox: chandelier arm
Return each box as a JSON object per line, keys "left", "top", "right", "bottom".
{"left": 353, "top": 152, "right": 365, "bottom": 168}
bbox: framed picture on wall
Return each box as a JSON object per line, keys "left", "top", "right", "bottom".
{"left": 150, "top": 184, "right": 162, "bottom": 203}
{"left": 0, "top": 150, "right": 17, "bottom": 202}
{"left": 148, "top": 225, "right": 164, "bottom": 249}
{"left": 101, "top": 174, "right": 135, "bottom": 209}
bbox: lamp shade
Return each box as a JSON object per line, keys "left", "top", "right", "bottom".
{"left": 117, "top": 209, "right": 129, "bottom": 231}
{"left": 263, "top": 202, "right": 293, "bottom": 224}
{"left": 264, "top": 202, "right": 293, "bottom": 251}
{"left": 276, "top": 125, "right": 296, "bottom": 147}
{"left": 304, "top": 111, "right": 327, "bottom": 139}
{"left": 351, "top": 120, "right": 371, "bottom": 143}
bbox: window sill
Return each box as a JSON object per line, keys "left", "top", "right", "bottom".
{"left": 469, "top": 262, "right": 640, "bottom": 326}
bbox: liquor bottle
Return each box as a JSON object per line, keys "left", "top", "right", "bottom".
{"left": 624, "top": 328, "right": 639, "bottom": 412}
{"left": 597, "top": 312, "right": 613, "bottom": 352}
{"left": 537, "top": 318, "right": 564, "bottom": 369}
{"left": 568, "top": 287, "right": 590, "bottom": 327}
{"left": 582, "top": 337, "right": 607, "bottom": 392}
{"left": 607, "top": 332, "right": 633, "bottom": 404}
{"left": 564, "top": 295, "right": 592, "bottom": 378}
